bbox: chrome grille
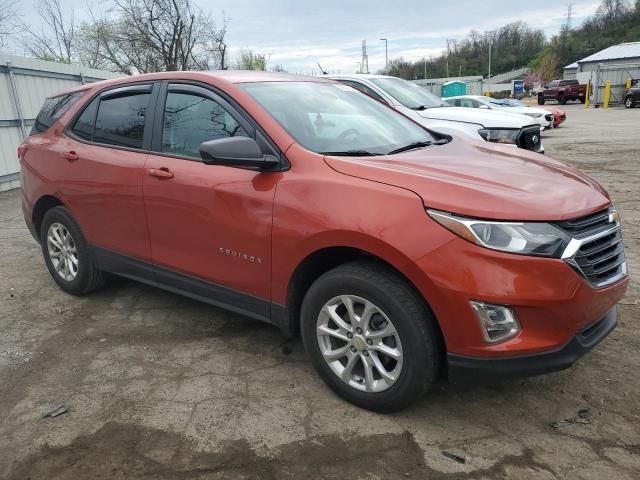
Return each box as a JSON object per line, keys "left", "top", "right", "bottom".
{"left": 557, "top": 209, "right": 627, "bottom": 288}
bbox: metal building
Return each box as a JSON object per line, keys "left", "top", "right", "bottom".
{"left": 566, "top": 42, "right": 640, "bottom": 106}
{"left": 0, "top": 54, "right": 121, "bottom": 191}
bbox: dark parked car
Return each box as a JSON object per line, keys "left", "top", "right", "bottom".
{"left": 624, "top": 85, "right": 640, "bottom": 108}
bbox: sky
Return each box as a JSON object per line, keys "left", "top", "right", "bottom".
{"left": 13, "top": 0, "right": 603, "bottom": 74}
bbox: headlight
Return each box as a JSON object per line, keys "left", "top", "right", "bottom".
{"left": 427, "top": 210, "right": 570, "bottom": 258}
{"left": 523, "top": 112, "right": 543, "bottom": 118}
{"left": 477, "top": 128, "right": 519, "bottom": 144}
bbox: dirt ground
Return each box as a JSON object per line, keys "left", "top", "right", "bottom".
{"left": 1, "top": 103, "right": 639, "bottom": 479}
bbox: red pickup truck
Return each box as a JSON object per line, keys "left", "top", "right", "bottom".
{"left": 538, "top": 79, "right": 587, "bottom": 105}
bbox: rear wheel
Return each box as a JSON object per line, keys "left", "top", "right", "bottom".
{"left": 40, "top": 207, "right": 106, "bottom": 295}
{"left": 625, "top": 96, "right": 634, "bottom": 108}
{"left": 301, "top": 261, "right": 441, "bottom": 412}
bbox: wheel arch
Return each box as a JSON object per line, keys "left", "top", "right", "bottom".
{"left": 282, "top": 243, "right": 445, "bottom": 356}
{"left": 32, "top": 194, "right": 65, "bottom": 241}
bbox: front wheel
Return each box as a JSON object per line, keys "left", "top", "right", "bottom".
{"left": 559, "top": 94, "right": 567, "bottom": 105}
{"left": 625, "top": 96, "right": 634, "bottom": 108}
{"left": 538, "top": 94, "right": 545, "bottom": 105}
{"left": 301, "top": 261, "right": 441, "bottom": 412}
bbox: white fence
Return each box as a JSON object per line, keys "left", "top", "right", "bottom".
{"left": 0, "top": 54, "right": 121, "bottom": 191}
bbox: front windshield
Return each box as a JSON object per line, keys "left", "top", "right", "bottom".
{"left": 484, "top": 97, "right": 511, "bottom": 108}
{"left": 370, "top": 77, "right": 450, "bottom": 109}
{"left": 498, "top": 99, "right": 525, "bottom": 107}
{"left": 240, "top": 81, "right": 436, "bottom": 155}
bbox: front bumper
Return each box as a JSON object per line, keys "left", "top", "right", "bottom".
{"left": 413, "top": 236, "right": 628, "bottom": 358}
{"left": 447, "top": 306, "right": 617, "bottom": 382}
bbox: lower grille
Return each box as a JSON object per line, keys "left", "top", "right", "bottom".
{"left": 557, "top": 209, "right": 627, "bottom": 288}
{"left": 518, "top": 127, "right": 541, "bottom": 151}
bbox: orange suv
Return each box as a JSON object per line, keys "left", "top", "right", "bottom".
{"left": 20, "top": 72, "right": 628, "bottom": 411}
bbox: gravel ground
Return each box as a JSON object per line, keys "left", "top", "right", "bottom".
{"left": 0, "top": 103, "right": 638, "bottom": 479}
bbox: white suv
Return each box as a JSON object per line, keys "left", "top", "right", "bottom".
{"left": 327, "top": 74, "right": 544, "bottom": 154}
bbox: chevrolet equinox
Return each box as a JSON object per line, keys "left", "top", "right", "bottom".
{"left": 20, "top": 71, "right": 629, "bottom": 412}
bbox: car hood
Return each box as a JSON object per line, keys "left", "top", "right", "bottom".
{"left": 324, "top": 137, "right": 610, "bottom": 221}
{"left": 414, "top": 106, "right": 535, "bottom": 129}
{"left": 502, "top": 106, "right": 551, "bottom": 116}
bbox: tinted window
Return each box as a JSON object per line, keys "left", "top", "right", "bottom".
{"left": 31, "top": 92, "right": 84, "bottom": 135}
{"left": 339, "top": 80, "right": 386, "bottom": 103}
{"left": 93, "top": 93, "right": 150, "bottom": 149}
{"left": 161, "top": 92, "right": 249, "bottom": 158}
{"left": 370, "top": 77, "right": 450, "bottom": 109}
{"left": 70, "top": 97, "right": 99, "bottom": 141}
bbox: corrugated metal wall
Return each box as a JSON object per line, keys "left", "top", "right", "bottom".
{"left": 0, "top": 54, "right": 121, "bottom": 191}
{"left": 581, "top": 62, "right": 640, "bottom": 106}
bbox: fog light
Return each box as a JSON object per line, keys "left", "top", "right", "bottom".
{"left": 469, "top": 301, "right": 520, "bottom": 343}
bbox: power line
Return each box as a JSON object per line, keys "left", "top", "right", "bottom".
{"left": 565, "top": 2, "right": 575, "bottom": 31}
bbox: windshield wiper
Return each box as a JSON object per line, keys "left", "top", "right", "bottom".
{"left": 387, "top": 139, "right": 448, "bottom": 155}
{"left": 320, "top": 150, "right": 383, "bottom": 157}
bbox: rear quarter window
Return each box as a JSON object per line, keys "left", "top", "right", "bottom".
{"left": 30, "top": 92, "right": 84, "bottom": 136}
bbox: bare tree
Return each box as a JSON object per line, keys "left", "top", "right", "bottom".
{"left": 78, "top": 0, "right": 228, "bottom": 73}
{"left": 24, "top": 0, "right": 76, "bottom": 63}
{"left": 535, "top": 51, "right": 559, "bottom": 82}
{"left": 0, "top": 0, "right": 22, "bottom": 47}
{"left": 596, "top": 0, "right": 630, "bottom": 23}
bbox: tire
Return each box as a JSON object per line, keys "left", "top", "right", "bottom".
{"left": 40, "top": 206, "right": 106, "bottom": 295}
{"left": 300, "top": 261, "right": 441, "bottom": 412}
{"left": 580, "top": 97, "right": 586, "bottom": 104}
{"left": 558, "top": 94, "right": 567, "bottom": 105}
{"left": 625, "top": 96, "right": 633, "bottom": 108}
{"left": 538, "top": 94, "right": 545, "bottom": 105}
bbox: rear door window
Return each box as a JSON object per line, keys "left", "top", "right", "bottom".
{"left": 31, "top": 92, "right": 84, "bottom": 135}
{"left": 70, "top": 97, "right": 99, "bottom": 142}
{"left": 93, "top": 92, "right": 151, "bottom": 149}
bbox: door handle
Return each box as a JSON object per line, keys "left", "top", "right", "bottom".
{"left": 63, "top": 151, "right": 79, "bottom": 161}
{"left": 147, "top": 168, "right": 174, "bottom": 179}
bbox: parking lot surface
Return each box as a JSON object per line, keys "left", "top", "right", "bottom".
{"left": 1, "top": 103, "right": 639, "bottom": 479}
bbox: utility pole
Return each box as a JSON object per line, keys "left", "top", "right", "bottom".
{"left": 424, "top": 57, "right": 427, "bottom": 80}
{"left": 487, "top": 30, "right": 497, "bottom": 94}
{"left": 488, "top": 41, "right": 492, "bottom": 93}
{"left": 380, "top": 38, "right": 388, "bottom": 69}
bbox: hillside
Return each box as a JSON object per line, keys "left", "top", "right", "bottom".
{"left": 384, "top": 0, "right": 640, "bottom": 81}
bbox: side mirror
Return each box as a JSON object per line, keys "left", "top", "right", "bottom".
{"left": 199, "top": 137, "right": 279, "bottom": 170}
{"left": 479, "top": 104, "right": 490, "bottom": 109}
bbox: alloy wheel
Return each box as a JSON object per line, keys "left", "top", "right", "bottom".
{"left": 47, "top": 222, "right": 79, "bottom": 282}
{"left": 316, "top": 295, "right": 403, "bottom": 392}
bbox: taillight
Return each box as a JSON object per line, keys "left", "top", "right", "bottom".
{"left": 17, "top": 145, "right": 27, "bottom": 161}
